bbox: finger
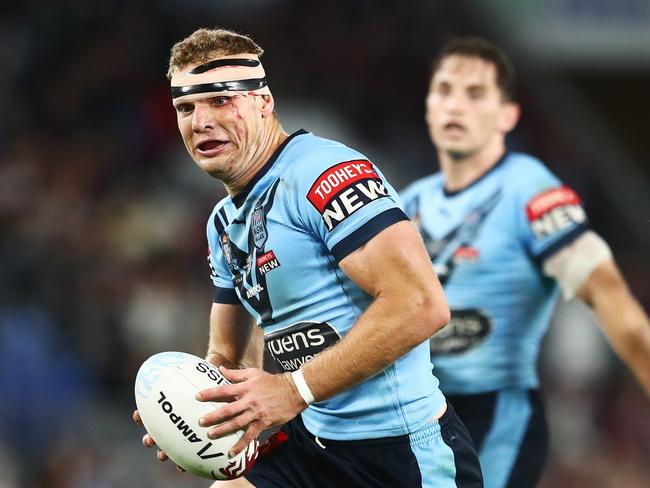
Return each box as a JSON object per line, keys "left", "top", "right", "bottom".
{"left": 229, "top": 423, "right": 262, "bottom": 456}
{"left": 176, "top": 465, "right": 186, "bottom": 473}
{"left": 205, "top": 407, "right": 254, "bottom": 439}
{"left": 200, "top": 400, "right": 246, "bottom": 428}
{"left": 142, "top": 434, "right": 156, "bottom": 448}
{"left": 133, "top": 410, "right": 143, "bottom": 426}
{"left": 157, "top": 449, "right": 169, "bottom": 461}
{"left": 219, "top": 366, "right": 254, "bottom": 383}
{"left": 196, "top": 384, "right": 240, "bottom": 403}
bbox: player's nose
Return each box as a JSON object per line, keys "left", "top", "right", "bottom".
{"left": 443, "top": 92, "right": 466, "bottom": 113}
{"left": 192, "top": 102, "right": 216, "bottom": 132}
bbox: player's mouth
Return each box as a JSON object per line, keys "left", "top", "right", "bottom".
{"left": 442, "top": 122, "right": 466, "bottom": 133}
{"left": 196, "top": 139, "right": 229, "bottom": 156}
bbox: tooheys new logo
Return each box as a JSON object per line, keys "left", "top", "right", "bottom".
{"left": 307, "top": 160, "right": 389, "bottom": 231}
{"left": 526, "top": 185, "right": 587, "bottom": 239}
{"left": 265, "top": 321, "right": 341, "bottom": 373}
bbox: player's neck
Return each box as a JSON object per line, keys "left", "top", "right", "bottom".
{"left": 438, "top": 141, "right": 506, "bottom": 193}
{"left": 224, "top": 120, "right": 288, "bottom": 197}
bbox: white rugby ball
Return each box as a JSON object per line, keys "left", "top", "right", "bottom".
{"left": 134, "top": 351, "right": 258, "bottom": 480}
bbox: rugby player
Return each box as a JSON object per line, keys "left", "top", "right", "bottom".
{"left": 134, "top": 28, "right": 484, "bottom": 487}
{"left": 400, "top": 37, "right": 650, "bottom": 488}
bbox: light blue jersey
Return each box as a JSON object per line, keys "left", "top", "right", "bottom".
{"left": 207, "top": 130, "right": 445, "bottom": 441}
{"left": 401, "top": 152, "right": 588, "bottom": 395}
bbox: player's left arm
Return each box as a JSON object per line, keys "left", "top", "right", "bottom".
{"left": 543, "top": 231, "right": 650, "bottom": 398}
{"left": 577, "top": 257, "right": 650, "bottom": 397}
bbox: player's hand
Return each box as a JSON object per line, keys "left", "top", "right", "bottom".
{"left": 196, "top": 367, "right": 306, "bottom": 456}
{"left": 132, "top": 409, "right": 185, "bottom": 472}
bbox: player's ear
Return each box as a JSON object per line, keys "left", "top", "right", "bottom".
{"left": 260, "top": 94, "right": 275, "bottom": 118}
{"left": 499, "top": 101, "right": 520, "bottom": 133}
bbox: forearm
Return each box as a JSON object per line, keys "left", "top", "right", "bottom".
{"left": 301, "top": 290, "right": 448, "bottom": 401}
{"left": 206, "top": 303, "right": 263, "bottom": 369}
{"left": 592, "top": 290, "right": 650, "bottom": 397}
{"left": 206, "top": 326, "right": 264, "bottom": 369}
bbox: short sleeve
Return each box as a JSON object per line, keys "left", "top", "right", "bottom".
{"left": 293, "top": 155, "right": 408, "bottom": 262}
{"left": 514, "top": 162, "right": 589, "bottom": 262}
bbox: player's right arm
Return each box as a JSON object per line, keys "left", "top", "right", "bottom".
{"left": 205, "top": 302, "right": 262, "bottom": 370}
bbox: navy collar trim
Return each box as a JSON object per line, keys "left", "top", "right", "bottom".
{"left": 442, "top": 151, "right": 510, "bottom": 197}
{"left": 231, "top": 129, "right": 308, "bottom": 208}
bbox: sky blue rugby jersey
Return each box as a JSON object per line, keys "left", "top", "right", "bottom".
{"left": 206, "top": 130, "right": 445, "bottom": 440}
{"left": 400, "top": 152, "right": 589, "bottom": 395}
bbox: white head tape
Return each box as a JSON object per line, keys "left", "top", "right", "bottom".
{"left": 171, "top": 53, "right": 271, "bottom": 103}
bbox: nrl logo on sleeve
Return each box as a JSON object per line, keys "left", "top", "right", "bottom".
{"left": 526, "top": 185, "right": 587, "bottom": 239}
{"left": 306, "top": 160, "right": 389, "bottom": 231}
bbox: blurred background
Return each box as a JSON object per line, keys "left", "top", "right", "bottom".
{"left": 1, "top": 0, "right": 648, "bottom": 486}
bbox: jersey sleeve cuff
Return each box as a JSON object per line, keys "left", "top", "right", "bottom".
{"left": 213, "top": 286, "right": 240, "bottom": 304}
{"left": 330, "top": 208, "right": 409, "bottom": 262}
{"left": 535, "top": 225, "right": 589, "bottom": 263}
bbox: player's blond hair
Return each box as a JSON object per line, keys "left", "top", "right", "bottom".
{"left": 167, "top": 28, "right": 264, "bottom": 79}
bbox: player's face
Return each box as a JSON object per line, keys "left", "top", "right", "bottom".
{"left": 426, "top": 55, "right": 517, "bottom": 160}
{"left": 172, "top": 77, "right": 269, "bottom": 180}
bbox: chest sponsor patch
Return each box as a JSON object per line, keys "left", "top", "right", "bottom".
{"left": 256, "top": 250, "right": 281, "bottom": 275}
{"left": 452, "top": 246, "right": 480, "bottom": 264}
{"left": 264, "top": 321, "right": 341, "bottom": 372}
{"left": 430, "top": 309, "right": 492, "bottom": 355}
{"left": 307, "top": 160, "right": 389, "bottom": 231}
{"left": 526, "top": 185, "right": 587, "bottom": 239}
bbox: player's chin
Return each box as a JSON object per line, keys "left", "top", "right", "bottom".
{"left": 196, "top": 157, "right": 230, "bottom": 178}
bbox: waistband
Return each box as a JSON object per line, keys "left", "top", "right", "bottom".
{"left": 293, "top": 403, "right": 454, "bottom": 450}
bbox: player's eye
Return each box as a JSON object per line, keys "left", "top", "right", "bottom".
{"left": 212, "top": 96, "right": 231, "bottom": 107}
{"left": 467, "top": 87, "right": 485, "bottom": 100}
{"left": 436, "top": 83, "right": 451, "bottom": 96}
{"left": 175, "top": 103, "right": 194, "bottom": 115}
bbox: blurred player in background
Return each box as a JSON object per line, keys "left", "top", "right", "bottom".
{"left": 134, "top": 28, "right": 483, "bottom": 487}
{"left": 400, "top": 36, "right": 650, "bottom": 488}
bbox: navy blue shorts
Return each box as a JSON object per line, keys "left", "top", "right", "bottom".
{"left": 245, "top": 404, "right": 483, "bottom": 487}
{"left": 448, "top": 389, "right": 549, "bottom": 488}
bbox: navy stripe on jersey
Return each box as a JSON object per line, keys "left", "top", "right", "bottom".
{"left": 213, "top": 286, "right": 239, "bottom": 304}
{"left": 232, "top": 130, "right": 308, "bottom": 208}
{"left": 536, "top": 224, "right": 588, "bottom": 263}
{"left": 443, "top": 151, "right": 509, "bottom": 197}
{"left": 330, "top": 208, "right": 408, "bottom": 262}
{"left": 213, "top": 206, "right": 228, "bottom": 235}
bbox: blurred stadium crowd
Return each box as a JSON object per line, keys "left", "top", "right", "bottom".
{"left": 0, "top": 1, "right": 648, "bottom": 487}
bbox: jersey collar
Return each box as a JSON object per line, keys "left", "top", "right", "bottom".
{"left": 443, "top": 151, "right": 510, "bottom": 197}
{"left": 231, "top": 129, "right": 308, "bottom": 208}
